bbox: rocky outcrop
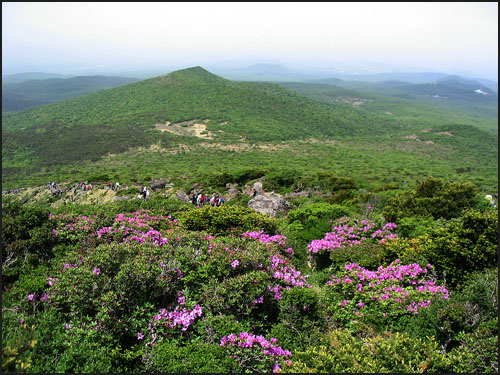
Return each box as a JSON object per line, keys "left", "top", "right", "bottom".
{"left": 150, "top": 179, "right": 171, "bottom": 192}
{"left": 226, "top": 183, "right": 242, "bottom": 200}
{"left": 248, "top": 193, "right": 290, "bottom": 218}
{"left": 253, "top": 181, "right": 265, "bottom": 195}
{"left": 176, "top": 189, "right": 190, "bottom": 202}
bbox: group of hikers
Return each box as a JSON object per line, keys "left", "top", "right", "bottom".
{"left": 191, "top": 193, "right": 225, "bottom": 208}
{"left": 139, "top": 186, "right": 150, "bottom": 202}
{"left": 3, "top": 187, "right": 25, "bottom": 195}
{"left": 48, "top": 182, "right": 65, "bottom": 197}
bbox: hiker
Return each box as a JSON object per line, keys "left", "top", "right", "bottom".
{"left": 145, "top": 187, "right": 150, "bottom": 202}
{"left": 115, "top": 182, "right": 120, "bottom": 191}
{"left": 252, "top": 187, "right": 258, "bottom": 197}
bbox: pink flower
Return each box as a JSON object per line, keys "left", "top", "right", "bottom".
{"left": 28, "top": 293, "right": 35, "bottom": 301}
{"left": 92, "top": 267, "right": 101, "bottom": 275}
{"left": 231, "top": 260, "right": 239, "bottom": 268}
{"left": 137, "top": 332, "right": 144, "bottom": 340}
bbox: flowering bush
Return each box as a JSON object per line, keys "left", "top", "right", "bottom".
{"left": 50, "top": 213, "right": 96, "bottom": 246}
{"left": 200, "top": 234, "right": 311, "bottom": 321}
{"left": 96, "top": 209, "right": 177, "bottom": 246}
{"left": 220, "top": 331, "right": 291, "bottom": 373}
{"left": 307, "top": 217, "right": 397, "bottom": 270}
{"left": 145, "top": 303, "right": 203, "bottom": 344}
{"left": 322, "top": 260, "right": 449, "bottom": 327}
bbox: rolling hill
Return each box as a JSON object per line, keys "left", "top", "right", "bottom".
{"left": 2, "top": 75, "right": 141, "bottom": 112}
{"left": 2, "top": 67, "right": 498, "bottom": 192}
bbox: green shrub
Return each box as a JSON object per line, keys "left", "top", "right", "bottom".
{"left": 182, "top": 205, "right": 277, "bottom": 235}
{"left": 150, "top": 339, "right": 234, "bottom": 373}
{"left": 285, "top": 203, "right": 350, "bottom": 262}
{"left": 383, "top": 177, "right": 478, "bottom": 222}
{"left": 328, "top": 243, "right": 388, "bottom": 274}
{"left": 396, "top": 216, "right": 438, "bottom": 238}
{"left": 280, "top": 329, "right": 473, "bottom": 373}
{"left": 421, "top": 208, "right": 498, "bottom": 287}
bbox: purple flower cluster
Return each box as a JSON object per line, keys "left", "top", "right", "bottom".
{"left": 50, "top": 214, "right": 95, "bottom": 240}
{"left": 307, "top": 217, "right": 397, "bottom": 254}
{"left": 267, "top": 256, "right": 311, "bottom": 301}
{"left": 242, "top": 231, "right": 293, "bottom": 255}
{"left": 96, "top": 210, "right": 173, "bottom": 246}
{"left": 326, "top": 261, "right": 449, "bottom": 317}
{"left": 149, "top": 304, "right": 203, "bottom": 335}
{"left": 220, "top": 332, "right": 291, "bottom": 356}
{"left": 221, "top": 332, "right": 291, "bottom": 373}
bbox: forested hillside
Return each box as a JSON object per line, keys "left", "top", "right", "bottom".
{"left": 2, "top": 75, "right": 140, "bottom": 112}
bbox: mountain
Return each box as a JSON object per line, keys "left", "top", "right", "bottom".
{"left": 2, "top": 75, "right": 141, "bottom": 112}
{"left": 315, "top": 75, "right": 498, "bottom": 120}
{"left": 2, "top": 72, "right": 72, "bottom": 84}
{"left": 1, "top": 66, "right": 404, "bottom": 184}
{"left": 2, "top": 67, "right": 497, "bottom": 193}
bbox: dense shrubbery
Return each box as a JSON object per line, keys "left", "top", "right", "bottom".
{"left": 382, "top": 208, "right": 498, "bottom": 287}
{"left": 280, "top": 329, "right": 473, "bottom": 373}
{"left": 383, "top": 177, "right": 478, "bottom": 222}
{"left": 182, "top": 205, "right": 277, "bottom": 235}
{"left": 1, "top": 175, "right": 497, "bottom": 373}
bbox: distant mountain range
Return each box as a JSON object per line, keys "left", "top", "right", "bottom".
{"left": 2, "top": 75, "right": 141, "bottom": 112}
{"left": 211, "top": 64, "right": 498, "bottom": 92}
{"left": 2, "top": 72, "right": 73, "bottom": 84}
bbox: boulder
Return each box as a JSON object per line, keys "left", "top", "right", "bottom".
{"left": 225, "top": 183, "right": 241, "bottom": 200}
{"left": 150, "top": 179, "right": 169, "bottom": 192}
{"left": 176, "top": 189, "right": 190, "bottom": 202}
{"left": 248, "top": 193, "right": 291, "bottom": 218}
{"left": 253, "top": 181, "right": 265, "bottom": 195}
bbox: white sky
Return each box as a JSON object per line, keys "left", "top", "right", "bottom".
{"left": 2, "top": 2, "right": 498, "bottom": 79}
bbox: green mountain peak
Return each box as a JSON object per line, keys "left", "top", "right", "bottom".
{"left": 153, "top": 66, "right": 227, "bottom": 86}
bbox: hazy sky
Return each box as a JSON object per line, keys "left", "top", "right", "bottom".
{"left": 2, "top": 2, "right": 498, "bottom": 80}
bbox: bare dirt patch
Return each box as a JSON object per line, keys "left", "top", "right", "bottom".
{"left": 334, "top": 97, "right": 374, "bottom": 106}
{"left": 154, "top": 119, "right": 214, "bottom": 139}
{"left": 436, "top": 131, "right": 454, "bottom": 136}
{"left": 402, "top": 134, "right": 419, "bottom": 140}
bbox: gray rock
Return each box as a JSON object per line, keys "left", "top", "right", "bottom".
{"left": 176, "top": 189, "right": 190, "bottom": 202}
{"left": 226, "top": 183, "right": 238, "bottom": 190}
{"left": 150, "top": 179, "right": 169, "bottom": 192}
{"left": 253, "top": 181, "right": 265, "bottom": 194}
{"left": 248, "top": 193, "right": 291, "bottom": 218}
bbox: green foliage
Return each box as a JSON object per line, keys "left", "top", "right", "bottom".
{"left": 421, "top": 208, "right": 498, "bottom": 287}
{"left": 383, "top": 176, "right": 479, "bottom": 222}
{"left": 396, "top": 216, "right": 439, "bottom": 238}
{"left": 281, "top": 329, "right": 473, "bottom": 373}
{"left": 287, "top": 203, "right": 350, "bottom": 225}
{"left": 149, "top": 339, "right": 235, "bottom": 373}
{"left": 328, "top": 243, "right": 389, "bottom": 274}
{"left": 182, "top": 205, "right": 277, "bottom": 235}
{"left": 285, "top": 203, "right": 350, "bottom": 262}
